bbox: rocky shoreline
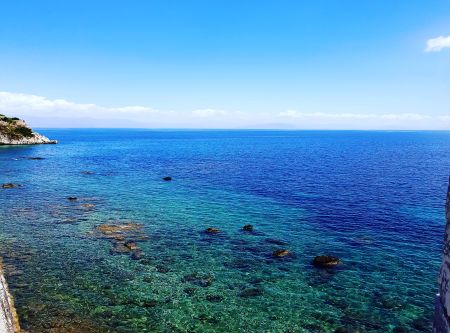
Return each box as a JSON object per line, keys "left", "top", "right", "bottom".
{"left": 0, "top": 115, "right": 57, "bottom": 145}
{"left": 0, "top": 260, "right": 21, "bottom": 333}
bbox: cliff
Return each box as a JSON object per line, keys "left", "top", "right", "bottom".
{"left": 434, "top": 178, "right": 450, "bottom": 332}
{"left": 0, "top": 114, "right": 57, "bottom": 145}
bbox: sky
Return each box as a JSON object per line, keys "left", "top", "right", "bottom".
{"left": 0, "top": 0, "right": 449, "bottom": 129}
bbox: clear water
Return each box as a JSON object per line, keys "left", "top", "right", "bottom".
{"left": 0, "top": 130, "right": 449, "bottom": 333}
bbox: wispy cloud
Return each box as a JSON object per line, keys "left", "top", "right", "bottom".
{"left": 425, "top": 36, "right": 450, "bottom": 52}
{"left": 279, "top": 110, "right": 432, "bottom": 120}
{"left": 0, "top": 91, "right": 449, "bottom": 130}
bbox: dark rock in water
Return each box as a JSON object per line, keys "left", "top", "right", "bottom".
{"left": 265, "top": 238, "right": 288, "bottom": 246}
{"left": 313, "top": 255, "right": 341, "bottom": 268}
{"left": 2, "top": 183, "right": 20, "bottom": 189}
{"left": 206, "top": 294, "right": 224, "bottom": 302}
{"left": 96, "top": 223, "right": 143, "bottom": 236}
{"left": 184, "top": 287, "right": 196, "bottom": 296}
{"left": 242, "top": 224, "right": 254, "bottom": 231}
{"left": 239, "top": 288, "right": 263, "bottom": 298}
{"left": 156, "top": 265, "right": 170, "bottom": 273}
{"left": 272, "top": 249, "right": 290, "bottom": 258}
{"left": 111, "top": 241, "right": 131, "bottom": 254}
{"left": 182, "top": 272, "right": 214, "bottom": 287}
{"left": 67, "top": 197, "right": 78, "bottom": 201}
{"left": 124, "top": 240, "right": 138, "bottom": 251}
{"left": 131, "top": 249, "right": 144, "bottom": 260}
{"left": 205, "top": 227, "right": 221, "bottom": 234}
{"left": 163, "top": 176, "right": 172, "bottom": 181}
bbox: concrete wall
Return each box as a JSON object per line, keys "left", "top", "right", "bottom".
{"left": 434, "top": 179, "right": 450, "bottom": 332}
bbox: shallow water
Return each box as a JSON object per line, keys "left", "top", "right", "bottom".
{"left": 0, "top": 130, "right": 449, "bottom": 332}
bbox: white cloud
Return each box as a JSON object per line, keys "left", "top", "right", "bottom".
{"left": 425, "top": 36, "right": 450, "bottom": 52}
{"left": 0, "top": 91, "right": 449, "bottom": 129}
{"left": 192, "top": 108, "right": 228, "bottom": 117}
{"left": 0, "top": 92, "right": 156, "bottom": 115}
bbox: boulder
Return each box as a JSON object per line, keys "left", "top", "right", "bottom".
{"left": 312, "top": 255, "right": 341, "bottom": 268}
{"left": 242, "top": 224, "right": 254, "bottom": 231}
{"left": 2, "top": 183, "right": 20, "bottom": 189}
{"left": 205, "top": 227, "right": 220, "bottom": 234}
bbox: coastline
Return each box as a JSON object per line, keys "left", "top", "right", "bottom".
{"left": 0, "top": 260, "right": 21, "bottom": 333}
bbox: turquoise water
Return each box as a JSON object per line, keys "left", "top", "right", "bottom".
{"left": 0, "top": 130, "right": 449, "bottom": 332}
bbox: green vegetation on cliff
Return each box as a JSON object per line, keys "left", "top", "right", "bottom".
{"left": 0, "top": 114, "right": 34, "bottom": 139}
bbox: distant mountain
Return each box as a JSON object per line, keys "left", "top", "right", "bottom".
{"left": 0, "top": 114, "right": 57, "bottom": 145}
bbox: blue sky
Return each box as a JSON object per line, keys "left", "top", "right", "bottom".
{"left": 0, "top": 0, "right": 449, "bottom": 129}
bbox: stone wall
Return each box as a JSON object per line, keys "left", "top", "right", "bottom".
{"left": 434, "top": 178, "right": 450, "bottom": 332}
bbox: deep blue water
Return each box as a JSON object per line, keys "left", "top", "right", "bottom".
{"left": 0, "top": 129, "right": 449, "bottom": 332}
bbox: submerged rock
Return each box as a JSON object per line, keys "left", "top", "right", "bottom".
{"left": 1, "top": 183, "right": 21, "bottom": 189}
{"left": 111, "top": 241, "right": 131, "bottom": 254}
{"left": 182, "top": 272, "right": 214, "bottom": 287}
{"left": 156, "top": 265, "right": 170, "bottom": 273}
{"left": 162, "top": 176, "right": 172, "bottom": 181}
{"left": 131, "top": 249, "right": 144, "bottom": 260}
{"left": 205, "top": 227, "right": 221, "bottom": 234}
{"left": 93, "top": 222, "right": 147, "bottom": 260}
{"left": 124, "top": 240, "right": 138, "bottom": 251}
{"left": 265, "top": 238, "right": 288, "bottom": 246}
{"left": 239, "top": 288, "right": 263, "bottom": 298}
{"left": 96, "top": 223, "right": 143, "bottom": 236}
{"left": 206, "top": 294, "right": 224, "bottom": 302}
{"left": 242, "top": 224, "right": 254, "bottom": 231}
{"left": 313, "top": 255, "right": 341, "bottom": 268}
{"left": 80, "top": 203, "right": 95, "bottom": 210}
{"left": 272, "top": 249, "right": 290, "bottom": 258}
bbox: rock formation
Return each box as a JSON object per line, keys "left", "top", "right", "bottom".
{"left": 434, "top": 177, "right": 450, "bottom": 332}
{"left": 0, "top": 259, "right": 21, "bottom": 333}
{"left": 0, "top": 114, "right": 57, "bottom": 145}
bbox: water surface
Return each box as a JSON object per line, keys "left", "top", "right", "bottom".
{"left": 0, "top": 130, "right": 449, "bottom": 332}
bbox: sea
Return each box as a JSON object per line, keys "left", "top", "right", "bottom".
{"left": 1, "top": 129, "right": 449, "bottom": 332}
